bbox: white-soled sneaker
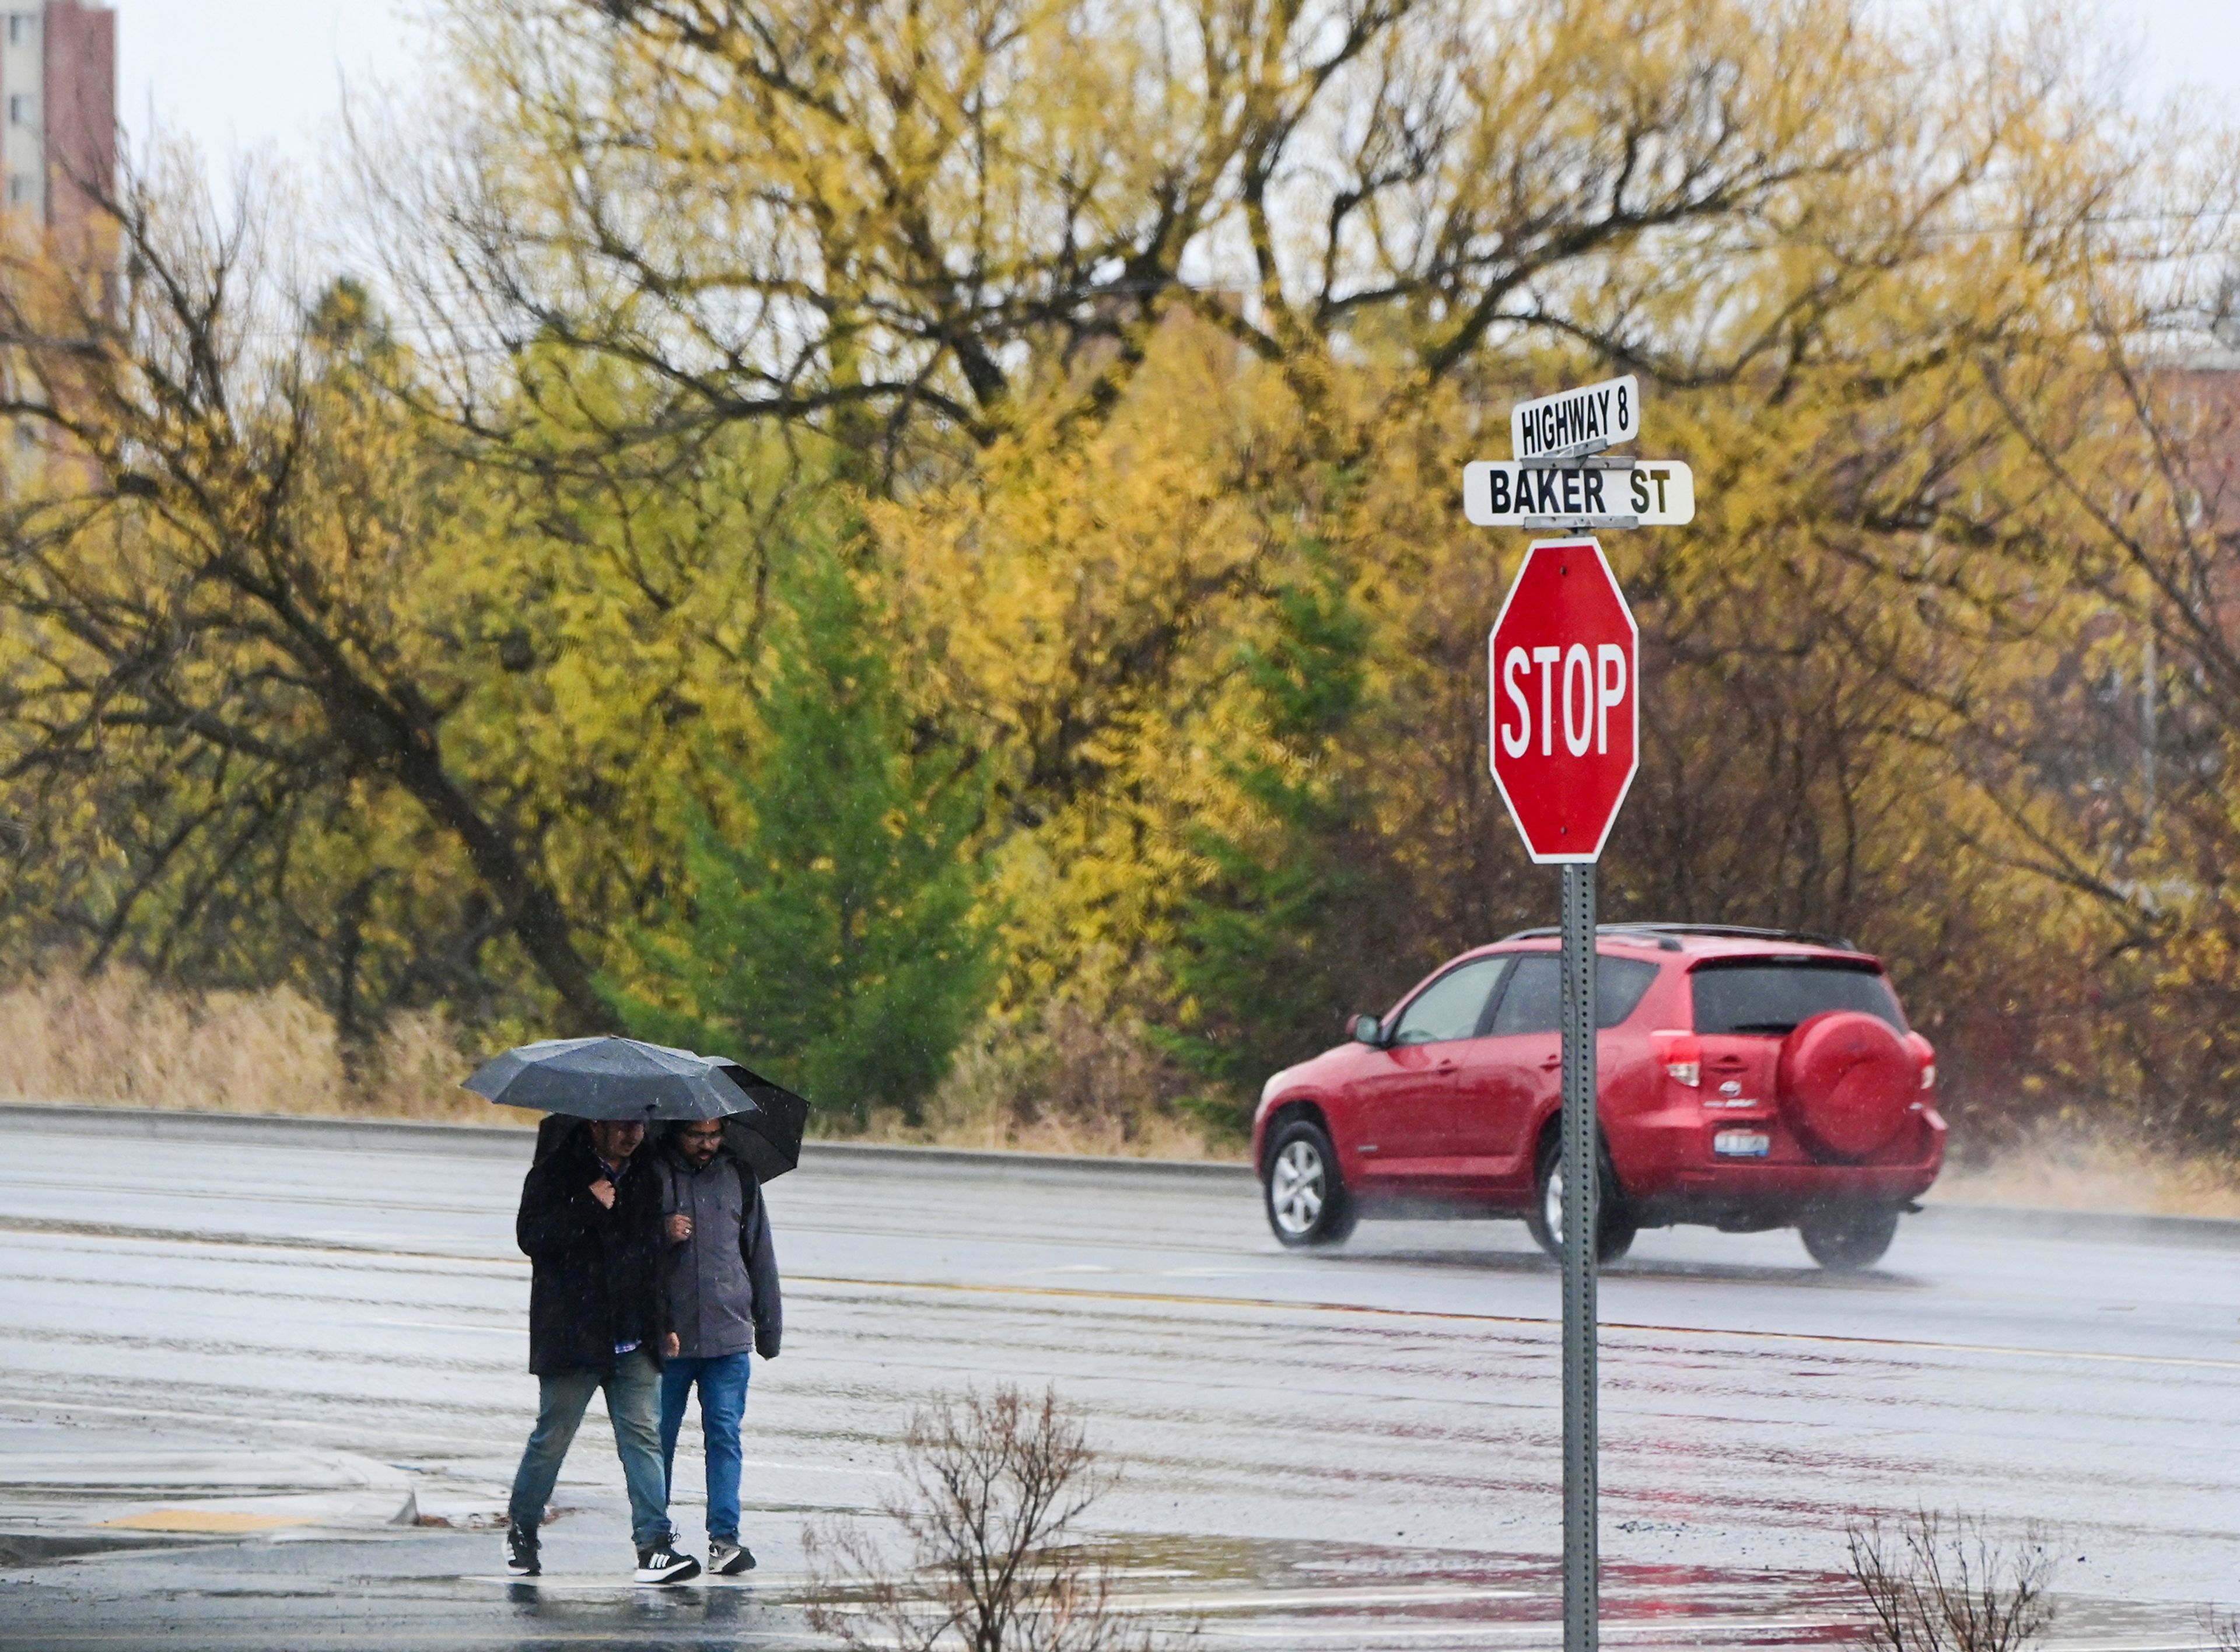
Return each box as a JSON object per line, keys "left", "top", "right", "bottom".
{"left": 634, "top": 1544, "right": 702, "bottom": 1585}
{"left": 709, "top": 1538, "right": 756, "bottom": 1576}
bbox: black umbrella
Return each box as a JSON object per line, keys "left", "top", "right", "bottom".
{"left": 464, "top": 1035, "right": 809, "bottom": 1181}
{"left": 710, "top": 1061, "right": 811, "bottom": 1184}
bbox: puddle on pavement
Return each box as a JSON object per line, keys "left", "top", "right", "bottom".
{"left": 1067, "top": 1532, "right": 2217, "bottom": 1651}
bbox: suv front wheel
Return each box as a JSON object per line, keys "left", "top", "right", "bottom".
{"left": 1263, "top": 1118, "right": 1358, "bottom": 1248}
{"left": 1527, "top": 1136, "right": 1637, "bottom": 1264}
{"left": 1797, "top": 1203, "right": 1900, "bottom": 1270}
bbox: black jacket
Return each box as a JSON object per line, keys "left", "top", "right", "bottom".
{"left": 515, "top": 1127, "right": 668, "bottom": 1377}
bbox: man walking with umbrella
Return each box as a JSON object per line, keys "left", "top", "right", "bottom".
{"left": 653, "top": 1116, "right": 782, "bottom": 1576}
{"left": 505, "top": 1113, "right": 701, "bottom": 1584}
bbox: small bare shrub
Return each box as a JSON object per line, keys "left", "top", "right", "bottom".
{"left": 805, "top": 1385, "right": 1156, "bottom": 1652}
{"left": 2203, "top": 1605, "right": 2240, "bottom": 1652}
{"left": 1846, "top": 1511, "right": 2056, "bottom": 1652}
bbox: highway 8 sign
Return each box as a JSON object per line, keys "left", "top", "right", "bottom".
{"left": 1511, "top": 374, "right": 1639, "bottom": 461}
{"left": 1463, "top": 459, "right": 1695, "bottom": 527}
{"left": 1486, "top": 538, "right": 1640, "bottom": 863}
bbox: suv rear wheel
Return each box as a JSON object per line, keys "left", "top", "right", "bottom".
{"left": 1527, "top": 1136, "right": 1637, "bottom": 1264}
{"left": 1797, "top": 1203, "right": 1900, "bottom": 1270}
{"left": 1262, "top": 1118, "right": 1357, "bottom": 1248}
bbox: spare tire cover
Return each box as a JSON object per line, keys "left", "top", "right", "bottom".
{"left": 1776, "top": 1010, "right": 1915, "bottom": 1163}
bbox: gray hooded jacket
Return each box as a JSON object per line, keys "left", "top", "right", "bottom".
{"left": 652, "top": 1147, "right": 782, "bottom": 1360}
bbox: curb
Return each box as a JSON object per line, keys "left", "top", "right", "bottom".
{"left": 799, "top": 1138, "right": 1252, "bottom": 1183}
{"left": 0, "top": 1098, "right": 1255, "bottom": 1182}
{"left": 0, "top": 1099, "right": 534, "bottom": 1157}
{"left": 6, "top": 1100, "right": 2236, "bottom": 1242}
{"left": 1908, "top": 1200, "right": 2240, "bottom": 1251}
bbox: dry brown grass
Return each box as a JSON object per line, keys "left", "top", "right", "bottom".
{"left": 31, "top": 972, "right": 2227, "bottom": 1204}
{"left": 0, "top": 971, "right": 1233, "bottom": 1156}
{"left": 0, "top": 970, "right": 514, "bottom": 1125}
{"left": 1931, "top": 1124, "right": 2240, "bottom": 1221}
{"left": 862, "top": 1097, "right": 1228, "bottom": 1160}
{"left": 899, "top": 1001, "right": 1237, "bottom": 1160}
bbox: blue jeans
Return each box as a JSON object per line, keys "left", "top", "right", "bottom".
{"left": 508, "top": 1350, "right": 673, "bottom": 1552}
{"left": 659, "top": 1352, "right": 752, "bottom": 1542}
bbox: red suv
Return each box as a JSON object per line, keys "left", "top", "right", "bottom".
{"left": 1251, "top": 926, "right": 1945, "bottom": 1270}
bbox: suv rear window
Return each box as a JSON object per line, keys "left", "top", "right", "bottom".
{"left": 1689, "top": 958, "right": 1904, "bottom": 1036}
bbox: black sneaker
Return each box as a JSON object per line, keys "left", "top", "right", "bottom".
{"left": 708, "top": 1538, "right": 756, "bottom": 1576}
{"left": 634, "top": 1544, "right": 701, "bottom": 1585}
{"left": 505, "top": 1523, "right": 540, "bottom": 1577}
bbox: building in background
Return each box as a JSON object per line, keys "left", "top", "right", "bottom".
{"left": 0, "top": 2, "right": 111, "bottom": 485}
{"left": 1, "top": 0, "right": 113, "bottom": 249}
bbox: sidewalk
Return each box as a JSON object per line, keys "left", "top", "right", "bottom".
{"left": 0, "top": 1418, "right": 421, "bottom": 1560}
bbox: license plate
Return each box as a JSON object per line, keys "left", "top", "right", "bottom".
{"left": 1714, "top": 1130, "right": 1771, "bottom": 1157}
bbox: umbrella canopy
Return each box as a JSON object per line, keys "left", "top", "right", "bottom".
{"left": 466, "top": 1035, "right": 752, "bottom": 1121}
{"left": 712, "top": 1061, "right": 810, "bottom": 1183}
{"left": 466, "top": 1035, "right": 808, "bottom": 1180}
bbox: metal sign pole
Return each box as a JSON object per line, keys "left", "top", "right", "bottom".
{"left": 1559, "top": 861, "right": 1600, "bottom": 1652}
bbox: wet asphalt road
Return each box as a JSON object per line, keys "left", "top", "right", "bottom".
{"left": 0, "top": 1105, "right": 2235, "bottom": 1650}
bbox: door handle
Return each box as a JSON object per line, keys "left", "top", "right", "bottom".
{"left": 1539, "top": 1056, "right": 1563, "bottom": 1070}
{"left": 1435, "top": 1058, "right": 1458, "bottom": 1073}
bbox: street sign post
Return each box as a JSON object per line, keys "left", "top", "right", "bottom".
{"left": 1487, "top": 537, "right": 1638, "bottom": 1652}
{"left": 1475, "top": 378, "right": 1662, "bottom": 1652}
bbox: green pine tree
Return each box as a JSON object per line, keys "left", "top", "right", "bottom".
{"left": 1158, "top": 562, "right": 1415, "bottom": 1131}
{"left": 622, "top": 548, "right": 993, "bottom": 1128}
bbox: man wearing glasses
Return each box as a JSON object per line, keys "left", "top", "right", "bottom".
{"left": 653, "top": 1116, "right": 783, "bottom": 1576}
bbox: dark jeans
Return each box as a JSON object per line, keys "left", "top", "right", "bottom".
{"left": 658, "top": 1351, "right": 752, "bottom": 1542}
{"left": 508, "top": 1349, "right": 672, "bottom": 1551}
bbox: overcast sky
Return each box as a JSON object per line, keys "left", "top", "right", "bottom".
{"left": 116, "top": 0, "right": 2240, "bottom": 206}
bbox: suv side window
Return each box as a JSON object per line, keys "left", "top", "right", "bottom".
{"left": 1388, "top": 957, "right": 1510, "bottom": 1045}
{"left": 1487, "top": 955, "right": 1661, "bottom": 1035}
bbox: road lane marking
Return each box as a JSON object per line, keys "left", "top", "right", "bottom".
{"left": 370, "top": 1320, "right": 516, "bottom": 1335}
{"left": 7, "top": 1215, "right": 2236, "bottom": 1373}
{"left": 0, "top": 1214, "right": 511, "bottom": 1262}
{"left": 788, "top": 1274, "right": 2240, "bottom": 1373}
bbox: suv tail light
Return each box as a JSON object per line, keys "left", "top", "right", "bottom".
{"left": 1651, "top": 1030, "right": 1701, "bottom": 1088}
{"left": 1903, "top": 1032, "right": 1937, "bottom": 1093}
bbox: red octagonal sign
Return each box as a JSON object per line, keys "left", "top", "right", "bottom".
{"left": 1487, "top": 537, "right": 1639, "bottom": 863}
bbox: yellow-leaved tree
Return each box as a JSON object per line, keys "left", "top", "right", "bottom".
{"left": 6, "top": 0, "right": 2239, "bottom": 1160}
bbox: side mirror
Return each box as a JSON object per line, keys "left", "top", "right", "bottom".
{"left": 1350, "top": 1013, "right": 1384, "bottom": 1046}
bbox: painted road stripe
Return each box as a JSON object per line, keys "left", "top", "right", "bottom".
{"left": 793, "top": 1273, "right": 2240, "bottom": 1373}
{"left": 6, "top": 1216, "right": 2236, "bottom": 1373}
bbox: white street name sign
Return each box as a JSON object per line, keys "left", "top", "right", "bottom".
{"left": 1462, "top": 460, "right": 1695, "bottom": 527}
{"left": 1510, "top": 374, "right": 1639, "bottom": 462}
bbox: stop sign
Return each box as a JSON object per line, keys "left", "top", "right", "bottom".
{"left": 1486, "top": 537, "right": 1639, "bottom": 863}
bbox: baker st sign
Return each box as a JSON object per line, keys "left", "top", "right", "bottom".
{"left": 1462, "top": 459, "right": 1695, "bottom": 528}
